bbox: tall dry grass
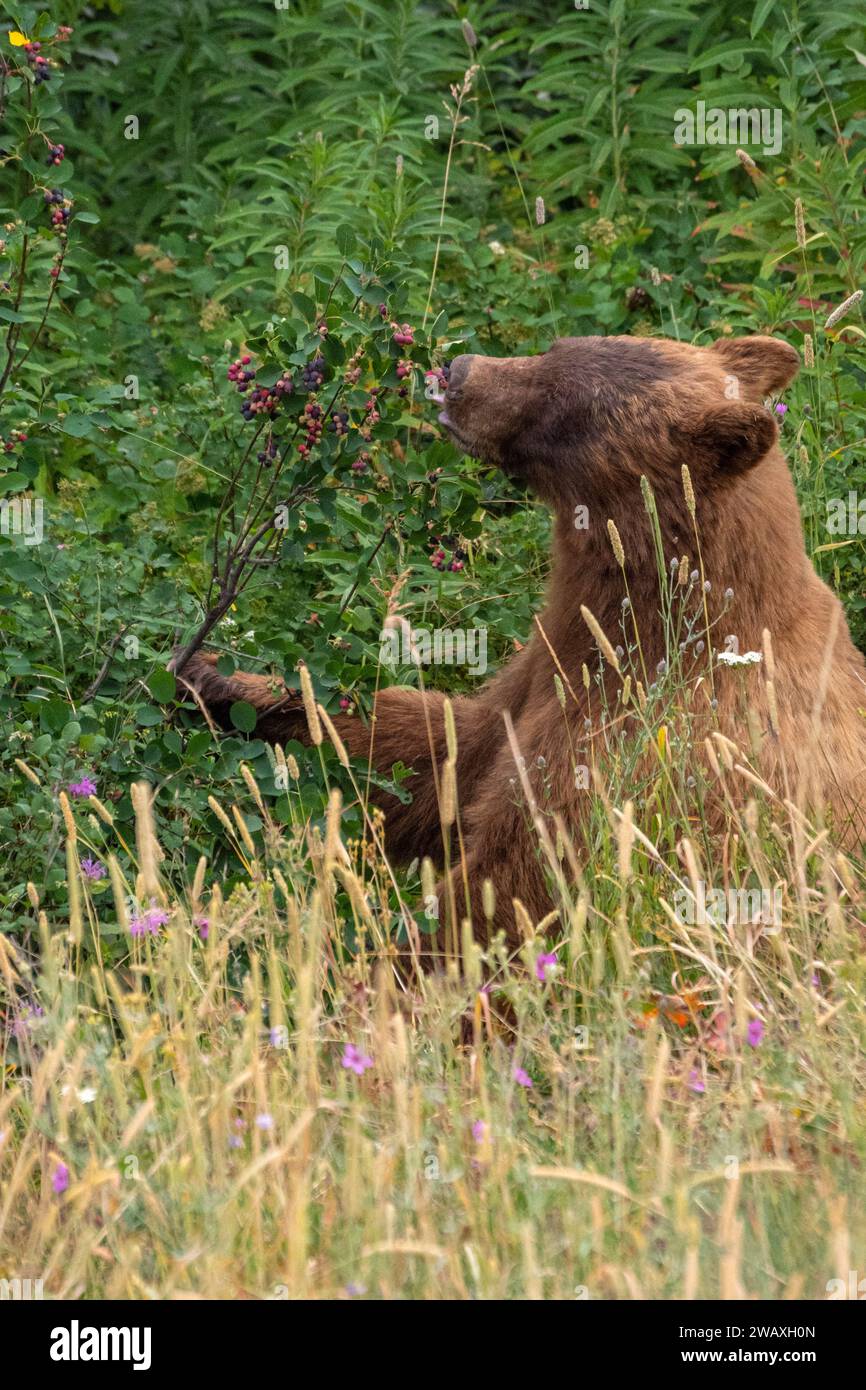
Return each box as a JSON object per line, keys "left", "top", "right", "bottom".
{"left": 2, "top": 651, "right": 865, "bottom": 1299}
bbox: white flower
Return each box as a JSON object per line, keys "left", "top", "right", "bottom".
{"left": 717, "top": 650, "right": 762, "bottom": 667}
{"left": 77, "top": 1087, "right": 97, "bottom": 1104}
{"left": 488, "top": 240, "right": 506, "bottom": 256}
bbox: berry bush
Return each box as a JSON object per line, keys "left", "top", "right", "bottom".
{"left": 0, "top": 0, "right": 864, "bottom": 935}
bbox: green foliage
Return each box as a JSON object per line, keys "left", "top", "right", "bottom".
{"left": 1, "top": 0, "right": 866, "bottom": 1305}
{"left": 1, "top": 0, "right": 865, "bottom": 936}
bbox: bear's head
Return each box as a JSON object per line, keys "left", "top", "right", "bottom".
{"left": 435, "top": 334, "right": 799, "bottom": 511}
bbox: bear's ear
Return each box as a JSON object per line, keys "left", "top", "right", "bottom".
{"left": 681, "top": 401, "right": 778, "bottom": 477}
{"left": 708, "top": 335, "right": 799, "bottom": 395}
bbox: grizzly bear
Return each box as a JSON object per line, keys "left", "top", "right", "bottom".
{"left": 177, "top": 334, "right": 866, "bottom": 957}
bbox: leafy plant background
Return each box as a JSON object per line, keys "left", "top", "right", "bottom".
{"left": 1, "top": 0, "right": 865, "bottom": 940}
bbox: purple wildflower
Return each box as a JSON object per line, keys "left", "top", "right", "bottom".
{"left": 341, "top": 1042, "right": 374, "bottom": 1075}
{"left": 129, "top": 906, "right": 170, "bottom": 938}
{"left": 80, "top": 856, "right": 106, "bottom": 881}
{"left": 774, "top": 402, "right": 788, "bottom": 417}
{"left": 513, "top": 1066, "right": 533, "bottom": 1089}
{"left": 346, "top": 1282, "right": 367, "bottom": 1297}
{"left": 68, "top": 776, "right": 97, "bottom": 798}
{"left": 52, "top": 1162, "right": 70, "bottom": 1195}
{"left": 472, "top": 1120, "right": 488, "bottom": 1142}
{"left": 746, "top": 1017, "right": 764, "bottom": 1048}
{"left": 255, "top": 1113, "right": 274, "bottom": 1131}
{"left": 12, "top": 1004, "right": 44, "bottom": 1039}
{"left": 194, "top": 915, "right": 209, "bottom": 940}
{"left": 535, "top": 950, "right": 558, "bottom": 983}
{"left": 688, "top": 1068, "right": 706, "bottom": 1093}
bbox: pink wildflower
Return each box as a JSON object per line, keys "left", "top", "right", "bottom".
{"left": 535, "top": 950, "right": 557, "bottom": 983}
{"left": 342, "top": 1042, "right": 374, "bottom": 1075}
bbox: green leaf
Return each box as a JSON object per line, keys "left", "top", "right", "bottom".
{"left": 229, "top": 700, "right": 257, "bottom": 733}
{"left": 688, "top": 42, "right": 763, "bottom": 71}
{"left": 291, "top": 292, "right": 316, "bottom": 321}
{"left": 59, "top": 415, "right": 96, "bottom": 438}
{"left": 149, "top": 668, "right": 177, "bottom": 702}
{"left": 135, "top": 705, "right": 164, "bottom": 726}
{"left": 335, "top": 224, "right": 355, "bottom": 256}
{"left": 40, "top": 698, "right": 70, "bottom": 734}
{"left": 751, "top": 0, "right": 777, "bottom": 37}
{"left": 186, "top": 730, "right": 212, "bottom": 759}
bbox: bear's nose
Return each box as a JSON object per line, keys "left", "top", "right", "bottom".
{"left": 447, "top": 354, "right": 474, "bottom": 393}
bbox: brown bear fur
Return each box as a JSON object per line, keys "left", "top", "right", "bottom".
{"left": 177, "top": 334, "right": 866, "bottom": 957}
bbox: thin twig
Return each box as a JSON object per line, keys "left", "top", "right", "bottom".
{"left": 81, "top": 624, "right": 128, "bottom": 703}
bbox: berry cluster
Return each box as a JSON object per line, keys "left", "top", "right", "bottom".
{"left": 431, "top": 541, "right": 467, "bottom": 573}
{"left": 396, "top": 359, "right": 414, "bottom": 380}
{"left": 257, "top": 437, "right": 279, "bottom": 467}
{"left": 351, "top": 451, "right": 371, "bottom": 474}
{"left": 23, "top": 41, "right": 52, "bottom": 83}
{"left": 1, "top": 430, "right": 27, "bottom": 455}
{"left": 343, "top": 348, "right": 363, "bottom": 386}
{"left": 241, "top": 384, "right": 281, "bottom": 421}
{"left": 44, "top": 188, "right": 71, "bottom": 233}
{"left": 391, "top": 322, "right": 415, "bottom": 347}
{"left": 297, "top": 402, "right": 324, "bottom": 456}
{"left": 359, "top": 388, "right": 381, "bottom": 441}
{"left": 327, "top": 410, "right": 349, "bottom": 436}
{"left": 229, "top": 356, "right": 294, "bottom": 420}
{"left": 301, "top": 356, "right": 327, "bottom": 391}
{"left": 426, "top": 366, "right": 449, "bottom": 393}
{"left": 47, "top": 143, "right": 65, "bottom": 167}
{"left": 227, "top": 354, "right": 255, "bottom": 389}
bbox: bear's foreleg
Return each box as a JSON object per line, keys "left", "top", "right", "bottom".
{"left": 176, "top": 651, "right": 495, "bottom": 866}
